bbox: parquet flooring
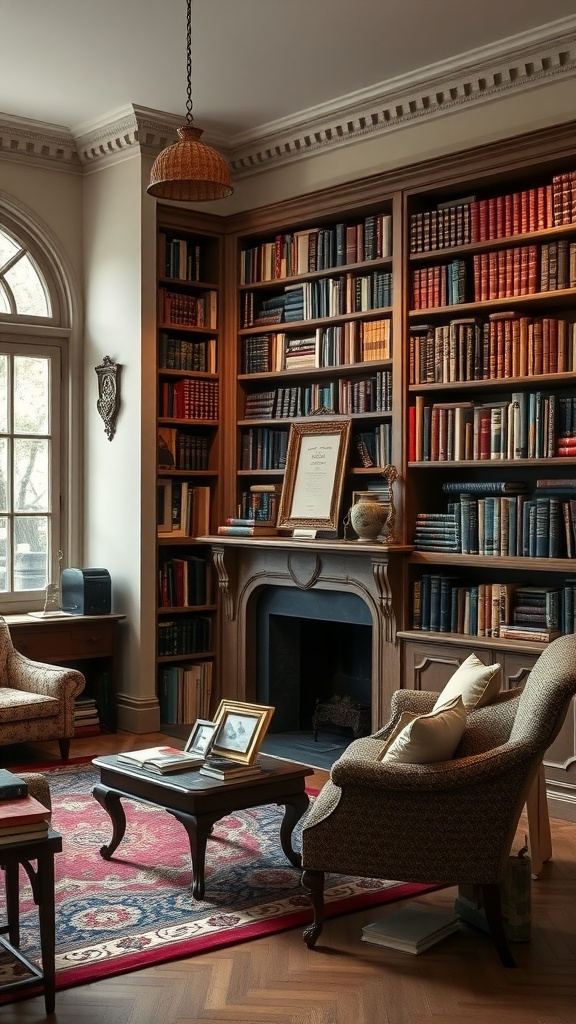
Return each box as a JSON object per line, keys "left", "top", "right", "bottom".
{"left": 3, "top": 731, "right": 576, "bottom": 1023}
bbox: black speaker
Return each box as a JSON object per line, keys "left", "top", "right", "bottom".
{"left": 61, "top": 568, "right": 111, "bottom": 615}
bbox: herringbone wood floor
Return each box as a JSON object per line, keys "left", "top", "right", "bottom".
{"left": 3, "top": 731, "right": 576, "bottom": 1023}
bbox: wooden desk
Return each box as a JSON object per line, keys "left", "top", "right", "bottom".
{"left": 4, "top": 614, "right": 125, "bottom": 732}
{"left": 0, "top": 829, "right": 62, "bottom": 1014}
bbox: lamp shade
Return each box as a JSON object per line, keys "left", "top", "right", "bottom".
{"left": 147, "top": 124, "right": 233, "bottom": 202}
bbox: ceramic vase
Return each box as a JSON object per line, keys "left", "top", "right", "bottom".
{"left": 349, "top": 497, "right": 389, "bottom": 543}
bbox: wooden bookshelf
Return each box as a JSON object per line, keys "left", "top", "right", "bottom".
{"left": 154, "top": 207, "right": 225, "bottom": 730}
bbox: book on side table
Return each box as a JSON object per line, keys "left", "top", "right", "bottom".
{"left": 116, "top": 746, "right": 204, "bottom": 774}
{"left": 361, "top": 902, "right": 460, "bottom": 954}
{"left": 0, "top": 794, "right": 51, "bottom": 845}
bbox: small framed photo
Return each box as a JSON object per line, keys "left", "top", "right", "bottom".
{"left": 211, "top": 700, "right": 275, "bottom": 765}
{"left": 184, "top": 719, "right": 218, "bottom": 758}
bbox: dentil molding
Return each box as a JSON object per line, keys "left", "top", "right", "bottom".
{"left": 1, "top": 20, "right": 575, "bottom": 178}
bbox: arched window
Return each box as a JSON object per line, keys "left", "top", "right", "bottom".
{"left": 0, "top": 215, "right": 72, "bottom": 610}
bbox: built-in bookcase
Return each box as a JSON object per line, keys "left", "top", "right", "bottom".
{"left": 228, "top": 195, "right": 403, "bottom": 532}
{"left": 155, "top": 207, "right": 225, "bottom": 731}
{"left": 403, "top": 145, "right": 576, "bottom": 660}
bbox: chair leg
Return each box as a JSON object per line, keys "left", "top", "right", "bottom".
{"left": 301, "top": 869, "right": 325, "bottom": 948}
{"left": 481, "top": 883, "right": 516, "bottom": 968}
{"left": 58, "top": 738, "right": 70, "bottom": 760}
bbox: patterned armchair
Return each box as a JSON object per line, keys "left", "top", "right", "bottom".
{"left": 0, "top": 617, "right": 85, "bottom": 760}
{"left": 300, "top": 634, "right": 576, "bottom": 966}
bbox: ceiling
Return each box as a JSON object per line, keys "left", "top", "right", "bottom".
{"left": 2, "top": 0, "right": 576, "bottom": 141}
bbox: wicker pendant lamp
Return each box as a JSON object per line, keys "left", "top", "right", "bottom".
{"left": 147, "top": 0, "right": 233, "bottom": 202}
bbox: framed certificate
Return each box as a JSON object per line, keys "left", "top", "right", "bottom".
{"left": 276, "top": 419, "right": 351, "bottom": 533}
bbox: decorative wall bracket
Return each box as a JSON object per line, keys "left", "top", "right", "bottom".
{"left": 95, "top": 356, "right": 121, "bottom": 440}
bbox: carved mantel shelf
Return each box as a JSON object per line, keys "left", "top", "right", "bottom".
{"left": 198, "top": 536, "right": 412, "bottom": 729}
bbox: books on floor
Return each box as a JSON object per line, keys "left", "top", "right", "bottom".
{"left": 361, "top": 902, "right": 460, "bottom": 954}
{"left": 116, "top": 745, "right": 204, "bottom": 774}
{"left": 199, "top": 756, "right": 264, "bottom": 781}
{"left": 74, "top": 696, "right": 101, "bottom": 736}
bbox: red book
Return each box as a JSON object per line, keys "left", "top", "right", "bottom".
{"left": 0, "top": 795, "right": 51, "bottom": 826}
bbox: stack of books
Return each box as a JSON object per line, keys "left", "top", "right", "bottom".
{"left": 217, "top": 518, "right": 278, "bottom": 537}
{"left": 116, "top": 745, "right": 204, "bottom": 775}
{"left": 361, "top": 903, "right": 460, "bottom": 955}
{"left": 74, "top": 696, "right": 101, "bottom": 737}
{"left": 0, "top": 773, "right": 52, "bottom": 846}
{"left": 199, "top": 757, "right": 264, "bottom": 782}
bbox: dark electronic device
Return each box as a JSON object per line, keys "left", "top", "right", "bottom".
{"left": 60, "top": 568, "right": 111, "bottom": 615}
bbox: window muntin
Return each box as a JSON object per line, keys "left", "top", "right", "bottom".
{"left": 0, "top": 227, "right": 51, "bottom": 318}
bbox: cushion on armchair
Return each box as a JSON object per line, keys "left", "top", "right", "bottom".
{"left": 380, "top": 694, "right": 467, "bottom": 764}
{"left": 433, "top": 653, "right": 502, "bottom": 713}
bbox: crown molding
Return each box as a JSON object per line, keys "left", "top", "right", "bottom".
{"left": 1, "top": 18, "right": 575, "bottom": 178}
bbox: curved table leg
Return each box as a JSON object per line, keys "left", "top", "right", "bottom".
{"left": 92, "top": 784, "right": 127, "bottom": 859}
{"left": 170, "top": 810, "right": 220, "bottom": 900}
{"left": 279, "top": 792, "right": 310, "bottom": 868}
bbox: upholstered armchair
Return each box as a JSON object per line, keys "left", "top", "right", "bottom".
{"left": 301, "top": 634, "right": 576, "bottom": 966}
{"left": 0, "top": 617, "right": 85, "bottom": 760}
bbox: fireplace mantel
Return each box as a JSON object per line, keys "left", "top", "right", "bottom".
{"left": 200, "top": 536, "right": 411, "bottom": 730}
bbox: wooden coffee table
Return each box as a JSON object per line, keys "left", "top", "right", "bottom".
{"left": 91, "top": 754, "right": 313, "bottom": 899}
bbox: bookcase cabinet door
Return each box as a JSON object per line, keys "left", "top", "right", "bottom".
{"left": 401, "top": 639, "right": 493, "bottom": 694}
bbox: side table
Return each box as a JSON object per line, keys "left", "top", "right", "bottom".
{"left": 0, "top": 829, "right": 62, "bottom": 1014}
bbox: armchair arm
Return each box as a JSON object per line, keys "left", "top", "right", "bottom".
{"left": 372, "top": 689, "right": 438, "bottom": 739}
{"left": 7, "top": 648, "right": 85, "bottom": 702}
{"left": 331, "top": 739, "right": 534, "bottom": 792}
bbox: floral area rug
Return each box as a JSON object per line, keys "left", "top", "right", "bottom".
{"left": 2, "top": 760, "right": 439, "bottom": 994}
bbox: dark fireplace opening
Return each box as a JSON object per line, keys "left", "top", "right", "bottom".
{"left": 256, "top": 587, "right": 372, "bottom": 765}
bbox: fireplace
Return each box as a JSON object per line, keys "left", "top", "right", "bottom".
{"left": 209, "top": 537, "right": 409, "bottom": 747}
{"left": 256, "top": 586, "right": 372, "bottom": 738}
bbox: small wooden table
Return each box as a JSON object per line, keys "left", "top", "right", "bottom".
{"left": 0, "top": 829, "right": 62, "bottom": 1015}
{"left": 91, "top": 754, "right": 313, "bottom": 899}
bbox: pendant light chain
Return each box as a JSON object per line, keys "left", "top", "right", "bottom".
{"left": 186, "top": 0, "right": 193, "bottom": 126}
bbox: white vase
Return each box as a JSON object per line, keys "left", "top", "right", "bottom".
{"left": 349, "top": 498, "right": 389, "bottom": 543}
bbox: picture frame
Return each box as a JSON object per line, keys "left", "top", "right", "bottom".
{"left": 157, "top": 480, "right": 173, "bottom": 534}
{"left": 211, "top": 700, "right": 275, "bottom": 765}
{"left": 184, "top": 718, "right": 218, "bottom": 758}
{"left": 276, "top": 418, "right": 351, "bottom": 533}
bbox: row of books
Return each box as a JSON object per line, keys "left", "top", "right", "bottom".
{"left": 158, "top": 555, "right": 211, "bottom": 609}
{"left": 237, "top": 484, "right": 282, "bottom": 520}
{"left": 162, "top": 233, "right": 202, "bottom": 282}
{"left": 159, "top": 332, "right": 217, "bottom": 373}
{"left": 157, "top": 615, "right": 212, "bottom": 657}
{"left": 158, "top": 660, "right": 213, "bottom": 726}
{"left": 158, "top": 482, "right": 210, "bottom": 538}
{"left": 414, "top": 492, "right": 576, "bottom": 559}
{"left": 409, "top": 314, "right": 576, "bottom": 385}
{"left": 74, "top": 696, "right": 101, "bottom": 737}
{"left": 353, "top": 424, "right": 392, "bottom": 469}
{"left": 242, "top": 317, "right": 392, "bottom": 375}
{"left": 240, "top": 213, "right": 392, "bottom": 284}
{"left": 241, "top": 270, "right": 393, "bottom": 327}
{"left": 159, "top": 378, "right": 219, "bottom": 421}
{"left": 240, "top": 426, "right": 288, "bottom": 471}
{"left": 412, "top": 576, "right": 572, "bottom": 640}
{"left": 408, "top": 171, "right": 576, "bottom": 253}
{"left": 159, "top": 287, "right": 218, "bottom": 329}
{"left": 411, "top": 241, "right": 576, "bottom": 310}
{"left": 157, "top": 426, "right": 211, "bottom": 472}
{"left": 409, "top": 391, "right": 574, "bottom": 463}
{"left": 243, "top": 371, "right": 392, "bottom": 421}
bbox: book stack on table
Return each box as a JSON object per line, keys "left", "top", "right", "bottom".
{"left": 0, "top": 771, "right": 52, "bottom": 846}
{"left": 199, "top": 757, "right": 264, "bottom": 782}
{"left": 116, "top": 745, "right": 204, "bottom": 775}
{"left": 361, "top": 902, "right": 460, "bottom": 955}
{"left": 217, "top": 518, "right": 278, "bottom": 538}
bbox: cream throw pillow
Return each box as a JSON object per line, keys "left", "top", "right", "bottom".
{"left": 380, "top": 695, "right": 466, "bottom": 765}
{"left": 433, "top": 653, "right": 502, "bottom": 713}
